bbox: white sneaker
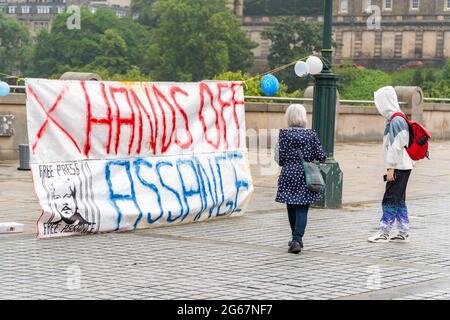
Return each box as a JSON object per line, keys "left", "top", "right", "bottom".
{"left": 390, "top": 233, "right": 410, "bottom": 243}
{"left": 368, "top": 232, "right": 390, "bottom": 243}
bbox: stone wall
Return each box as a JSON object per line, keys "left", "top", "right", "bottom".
{"left": 245, "top": 101, "right": 450, "bottom": 146}
{"left": 0, "top": 94, "right": 28, "bottom": 161}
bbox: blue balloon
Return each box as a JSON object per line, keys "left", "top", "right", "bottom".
{"left": 0, "top": 81, "right": 10, "bottom": 97}
{"left": 260, "top": 74, "right": 279, "bottom": 96}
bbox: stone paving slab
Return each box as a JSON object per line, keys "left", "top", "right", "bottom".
{"left": 0, "top": 196, "right": 450, "bottom": 300}
{"left": 1, "top": 142, "right": 450, "bottom": 299}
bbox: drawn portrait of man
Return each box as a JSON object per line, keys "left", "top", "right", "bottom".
{"left": 49, "top": 178, "right": 94, "bottom": 226}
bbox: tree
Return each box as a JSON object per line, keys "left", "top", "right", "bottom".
{"left": 130, "top": 0, "right": 158, "bottom": 27}
{"left": 262, "top": 16, "right": 323, "bottom": 91}
{"left": 30, "top": 7, "right": 150, "bottom": 78}
{"left": 0, "top": 11, "right": 31, "bottom": 76}
{"left": 143, "top": 0, "right": 257, "bottom": 81}
{"left": 85, "top": 30, "right": 131, "bottom": 74}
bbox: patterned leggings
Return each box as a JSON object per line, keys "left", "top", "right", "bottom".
{"left": 380, "top": 169, "right": 411, "bottom": 235}
{"left": 380, "top": 202, "right": 410, "bottom": 235}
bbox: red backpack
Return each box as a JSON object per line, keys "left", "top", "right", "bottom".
{"left": 390, "top": 112, "right": 430, "bottom": 161}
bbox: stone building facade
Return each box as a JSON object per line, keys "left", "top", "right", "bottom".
{"left": 0, "top": 0, "right": 69, "bottom": 37}
{"left": 333, "top": 0, "right": 450, "bottom": 69}
{"left": 231, "top": 0, "right": 450, "bottom": 71}
{"left": 227, "top": 0, "right": 244, "bottom": 17}
{"left": 0, "top": 0, "right": 130, "bottom": 37}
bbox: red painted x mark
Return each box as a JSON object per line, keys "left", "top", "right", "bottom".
{"left": 28, "top": 85, "right": 81, "bottom": 154}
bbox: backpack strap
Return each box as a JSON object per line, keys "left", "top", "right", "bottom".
{"left": 390, "top": 112, "right": 414, "bottom": 148}
{"left": 390, "top": 112, "right": 408, "bottom": 122}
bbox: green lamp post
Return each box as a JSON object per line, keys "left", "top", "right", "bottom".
{"left": 312, "top": 0, "right": 343, "bottom": 208}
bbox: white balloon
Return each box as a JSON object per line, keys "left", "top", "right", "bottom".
{"left": 306, "top": 56, "right": 324, "bottom": 75}
{"left": 294, "top": 61, "right": 310, "bottom": 77}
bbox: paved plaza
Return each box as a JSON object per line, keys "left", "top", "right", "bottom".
{"left": 1, "top": 142, "right": 450, "bottom": 300}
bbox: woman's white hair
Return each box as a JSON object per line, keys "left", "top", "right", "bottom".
{"left": 285, "top": 104, "right": 307, "bottom": 128}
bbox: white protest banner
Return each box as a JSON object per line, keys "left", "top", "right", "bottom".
{"left": 26, "top": 79, "right": 254, "bottom": 238}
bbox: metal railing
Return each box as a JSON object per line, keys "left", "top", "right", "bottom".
{"left": 424, "top": 97, "right": 450, "bottom": 103}
{"left": 245, "top": 95, "right": 408, "bottom": 106}
{"left": 244, "top": 96, "right": 312, "bottom": 103}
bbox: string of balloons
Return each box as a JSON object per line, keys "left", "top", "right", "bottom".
{"left": 257, "top": 55, "right": 325, "bottom": 97}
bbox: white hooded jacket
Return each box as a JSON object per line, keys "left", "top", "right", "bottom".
{"left": 374, "top": 86, "right": 414, "bottom": 170}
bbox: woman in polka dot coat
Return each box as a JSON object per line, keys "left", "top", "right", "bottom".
{"left": 274, "top": 104, "right": 326, "bottom": 254}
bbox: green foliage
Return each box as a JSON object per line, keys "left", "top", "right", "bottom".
{"left": 425, "top": 70, "right": 436, "bottom": 83}
{"left": 411, "top": 69, "right": 423, "bottom": 86}
{"left": 423, "top": 79, "right": 450, "bottom": 97}
{"left": 88, "top": 66, "right": 151, "bottom": 81}
{"left": 30, "top": 7, "right": 150, "bottom": 78}
{"left": 144, "top": 0, "right": 257, "bottom": 81}
{"left": 85, "top": 29, "right": 131, "bottom": 74}
{"left": 261, "top": 16, "right": 322, "bottom": 92}
{"left": 28, "top": 1, "right": 256, "bottom": 82}
{"left": 48, "top": 65, "right": 151, "bottom": 82}
{"left": 244, "top": 0, "right": 324, "bottom": 16}
{"left": 130, "top": 0, "right": 158, "bottom": 27}
{"left": 335, "top": 62, "right": 450, "bottom": 99}
{"left": 390, "top": 68, "right": 417, "bottom": 86}
{"left": 0, "top": 11, "right": 32, "bottom": 75}
{"left": 388, "top": 66, "right": 448, "bottom": 97}
{"left": 443, "top": 60, "right": 450, "bottom": 80}
{"left": 334, "top": 65, "right": 392, "bottom": 100}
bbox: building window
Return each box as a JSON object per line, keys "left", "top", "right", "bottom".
{"left": 410, "top": 0, "right": 419, "bottom": 10}
{"left": 384, "top": 0, "right": 393, "bottom": 11}
{"left": 21, "top": 5, "right": 30, "bottom": 14}
{"left": 37, "top": 6, "right": 51, "bottom": 14}
{"left": 446, "top": 0, "right": 450, "bottom": 10}
{"left": 340, "top": 0, "right": 348, "bottom": 13}
{"left": 8, "top": 6, "right": 16, "bottom": 14}
{"left": 57, "top": 6, "right": 65, "bottom": 14}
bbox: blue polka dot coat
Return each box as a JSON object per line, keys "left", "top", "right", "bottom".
{"left": 275, "top": 127, "right": 327, "bottom": 205}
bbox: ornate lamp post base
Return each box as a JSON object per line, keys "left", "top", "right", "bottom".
{"left": 315, "top": 159, "right": 343, "bottom": 209}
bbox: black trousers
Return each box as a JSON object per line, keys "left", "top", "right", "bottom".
{"left": 382, "top": 169, "right": 412, "bottom": 206}
{"left": 287, "top": 204, "right": 309, "bottom": 242}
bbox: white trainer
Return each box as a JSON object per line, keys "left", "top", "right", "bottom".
{"left": 368, "top": 232, "right": 390, "bottom": 243}
{"left": 390, "top": 233, "right": 410, "bottom": 243}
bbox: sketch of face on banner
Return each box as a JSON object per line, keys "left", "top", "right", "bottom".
{"left": 40, "top": 162, "right": 100, "bottom": 236}
{"left": 50, "top": 179, "right": 91, "bottom": 225}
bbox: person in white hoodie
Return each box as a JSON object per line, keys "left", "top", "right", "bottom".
{"left": 368, "top": 86, "right": 414, "bottom": 243}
